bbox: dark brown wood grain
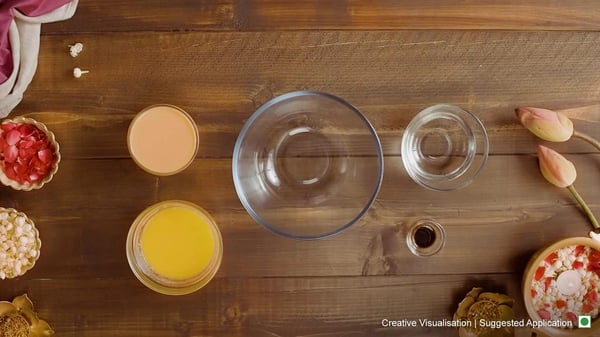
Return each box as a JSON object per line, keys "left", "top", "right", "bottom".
{"left": 1, "top": 1, "right": 600, "bottom": 337}
{"left": 3, "top": 275, "right": 524, "bottom": 337}
{"left": 43, "top": 0, "right": 600, "bottom": 33}
{"left": 18, "top": 30, "right": 600, "bottom": 158}
{"left": 0, "top": 155, "right": 596, "bottom": 280}
{"left": 27, "top": 31, "right": 600, "bottom": 116}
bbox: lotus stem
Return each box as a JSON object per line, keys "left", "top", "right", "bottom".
{"left": 573, "top": 130, "right": 600, "bottom": 151}
{"left": 567, "top": 185, "right": 599, "bottom": 230}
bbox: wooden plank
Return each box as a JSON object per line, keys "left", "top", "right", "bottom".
{"left": 10, "top": 109, "right": 600, "bottom": 160}
{"left": 27, "top": 31, "right": 600, "bottom": 112}
{"left": 234, "top": 0, "right": 600, "bottom": 31}
{"left": 44, "top": 0, "right": 236, "bottom": 33}
{"left": 0, "top": 154, "right": 596, "bottom": 279}
{"left": 12, "top": 30, "right": 600, "bottom": 157}
{"left": 0, "top": 160, "right": 157, "bottom": 279}
{"left": 43, "top": 0, "right": 600, "bottom": 33}
{"left": 0, "top": 274, "right": 526, "bottom": 337}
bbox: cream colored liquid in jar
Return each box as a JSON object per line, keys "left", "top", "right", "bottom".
{"left": 128, "top": 105, "right": 198, "bottom": 175}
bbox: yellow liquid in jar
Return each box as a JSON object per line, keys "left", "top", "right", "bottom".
{"left": 140, "top": 206, "right": 215, "bottom": 280}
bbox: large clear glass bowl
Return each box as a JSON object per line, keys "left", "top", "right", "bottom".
{"left": 232, "top": 91, "right": 383, "bottom": 240}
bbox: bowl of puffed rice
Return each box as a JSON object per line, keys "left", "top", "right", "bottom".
{"left": 523, "top": 236, "right": 600, "bottom": 336}
{"left": 0, "top": 207, "right": 41, "bottom": 279}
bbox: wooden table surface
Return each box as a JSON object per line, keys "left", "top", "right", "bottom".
{"left": 1, "top": 1, "right": 600, "bottom": 336}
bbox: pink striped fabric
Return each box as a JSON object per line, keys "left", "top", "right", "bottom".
{"left": 0, "top": 0, "right": 72, "bottom": 83}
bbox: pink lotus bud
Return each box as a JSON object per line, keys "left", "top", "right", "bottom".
{"left": 537, "top": 145, "right": 576, "bottom": 188}
{"left": 516, "top": 107, "right": 574, "bottom": 142}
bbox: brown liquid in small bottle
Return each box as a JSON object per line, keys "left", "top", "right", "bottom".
{"left": 414, "top": 226, "right": 436, "bottom": 248}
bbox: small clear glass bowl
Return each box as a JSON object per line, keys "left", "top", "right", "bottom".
{"left": 126, "top": 200, "right": 223, "bottom": 295}
{"left": 232, "top": 91, "right": 384, "bottom": 240}
{"left": 401, "top": 104, "right": 488, "bottom": 191}
{"left": 0, "top": 117, "right": 61, "bottom": 191}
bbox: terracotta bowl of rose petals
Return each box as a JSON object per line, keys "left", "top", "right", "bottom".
{"left": 523, "top": 236, "right": 600, "bottom": 336}
{"left": 0, "top": 117, "right": 60, "bottom": 191}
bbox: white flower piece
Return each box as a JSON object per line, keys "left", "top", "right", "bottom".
{"left": 73, "top": 67, "right": 89, "bottom": 78}
{"left": 0, "top": 209, "right": 40, "bottom": 278}
{"left": 69, "top": 42, "right": 84, "bottom": 57}
{"left": 559, "top": 248, "right": 568, "bottom": 257}
{"left": 15, "top": 216, "right": 25, "bottom": 227}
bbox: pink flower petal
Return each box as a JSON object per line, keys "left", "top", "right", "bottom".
{"left": 19, "top": 147, "right": 36, "bottom": 160}
{"left": 516, "top": 107, "right": 573, "bottom": 142}
{"left": 3, "top": 163, "right": 17, "bottom": 181}
{"left": 5, "top": 130, "right": 21, "bottom": 146}
{"left": 28, "top": 173, "right": 40, "bottom": 182}
{"left": 537, "top": 145, "right": 576, "bottom": 188}
{"left": 0, "top": 123, "right": 16, "bottom": 132}
{"left": 37, "top": 149, "right": 53, "bottom": 164}
{"left": 4, "top": 145, "right": 18, "bottom": 163}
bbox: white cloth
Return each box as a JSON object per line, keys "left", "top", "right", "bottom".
{"left": 0, "top": 0, "right": 78, "bottom": 116}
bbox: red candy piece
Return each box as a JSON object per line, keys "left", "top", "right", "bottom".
{"left": 544, "top": 277, "right": 553, "bottom": 292}
{"left": 535, "top": 266, "right": 546, "bottom": 281}
{"left": 582, "top": 304, "right": 594, "bottom": 314}
{"left": 538, "top": 309, "right": 552, "bottom": 320}
{"left": 585, "top": 289, "right": 598, "bottom": 305}
{"left": 0, "top": 121, "right": 56, "bottom": 184}
{"left": 545, "top": 252, "right": 558, "bottom": 264}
